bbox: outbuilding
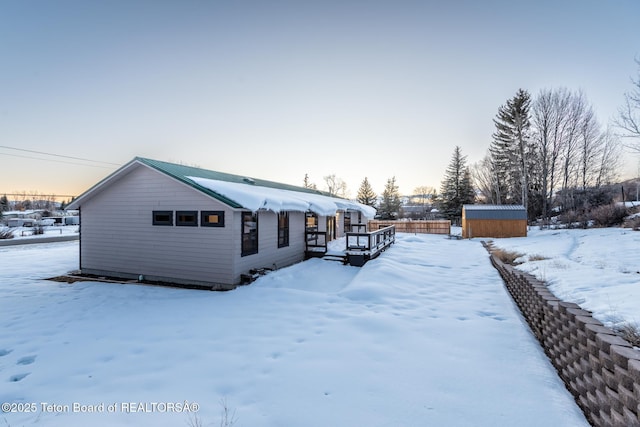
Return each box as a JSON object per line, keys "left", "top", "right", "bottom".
{"left": 461, "top": 204, "right": 527, "bottom": 238}
{"left": 67, "top": 157, "right": 376, "bottom": 289}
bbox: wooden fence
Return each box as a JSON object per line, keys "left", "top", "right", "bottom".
{"left": 368, "top": 220, "right": 450, "bottom": 235}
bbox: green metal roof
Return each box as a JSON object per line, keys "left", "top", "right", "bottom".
{"left": 136, "top": 157, "right": 332, "bottom": 208}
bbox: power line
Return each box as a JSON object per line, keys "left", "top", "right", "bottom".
{"left": 0, "top": 145, "right": 120, "bottom": 166}
{"left": 0, "top": 152, "right": 115, "bottom": 169}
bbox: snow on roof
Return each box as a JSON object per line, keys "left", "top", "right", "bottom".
{"left": 187, "top": 176, "right": 377, "bottom": 218}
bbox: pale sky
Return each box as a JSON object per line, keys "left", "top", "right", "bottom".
{"left": 1, "top": 0, "right": 640, "bottom": 200}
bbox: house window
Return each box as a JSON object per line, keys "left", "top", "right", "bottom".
{"left": 153, "top": 211, "right": 173, "bottom": 226}
{"left": 176, "top": 211, "right": 198, "bottom": 226}
{"left": 344, "top": 212, "right": 352, "bottom": 233}
{"left": 202, "top": 210, "right": 225, "bottom": 227}
{"left": 241, "top": 211, "right": 258, "bottom": 256}
{"left": 278, "top": 212, "right": 289, "bottom": 248}
{"left": 305, "top": 212, "right": 317, "bottom": 231}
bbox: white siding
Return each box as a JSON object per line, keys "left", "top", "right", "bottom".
{"left": 78, "top": 164, "right": 316, "bottom": 287}
{"left": 233, "top": 211, "right": 306, "bottom": 281}
{"left": 79, "top": 165, "right": 237, "bottom": 286}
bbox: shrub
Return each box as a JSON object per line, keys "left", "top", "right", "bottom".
{"left": 32, "top": 224, "right": 45, "bottom": 235}
{"left": 558, "top": 210, "right": 580, "bottom": 228}
{"left": 612, "top": 322, "right": 640, "bottom": 347}
{"left": 623, "top": 215, "right": 640, "bottom": 230}
{"left": 492, "top": 248, "right": 524, "bottom": 265}
{"left": 0, "top": 228, "right": 14, "bottom": 239}
{"left": 187, "top": 398, "right": 237, "bottom": 427}
{"left": 589, "top": 204, "right": 628, "bottom": 227}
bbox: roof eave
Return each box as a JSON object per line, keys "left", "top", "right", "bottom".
{"left": 66, "top": 158, "right": 141, "bottom": 210}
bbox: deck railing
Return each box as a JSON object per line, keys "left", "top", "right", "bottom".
{"left": 345, "top": 225, "right": 395, "bottom": 265}
{"left": 305, "top": 230, "right": 328, "bottom": 255}
{"left": 348, "top": 223, "right": 368, "bottom": 233}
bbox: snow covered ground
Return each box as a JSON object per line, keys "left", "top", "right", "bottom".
{"left": 0, "top": 234, "right": 589, "bottom": 426}
{"left": 490, "top": 227, "right": 640, "bottom": 335}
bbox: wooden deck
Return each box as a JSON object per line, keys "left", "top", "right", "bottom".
{"left": 304, "top": 226, "right": 396, "bottom": 266}
{"left": 344, "top": 225, "right": 395, "bottom": 266}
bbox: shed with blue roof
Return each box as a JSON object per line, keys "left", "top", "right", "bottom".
{"left": 462, "top": 204, "right": 527, "bottom": 238}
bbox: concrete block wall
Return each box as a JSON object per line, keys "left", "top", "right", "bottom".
{"left": 490, "top": 254, "right": 640, "bottom": 427}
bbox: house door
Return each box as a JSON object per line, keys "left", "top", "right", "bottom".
{"left": 326, "top": 216, "right": 336, "bottom": 241}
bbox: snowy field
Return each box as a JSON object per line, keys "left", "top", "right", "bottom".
{"left": 490, "top": 227, "right": 640, "bottom": 336}
{"left": 0, "top": 234, "right": 588, "bottom": 427}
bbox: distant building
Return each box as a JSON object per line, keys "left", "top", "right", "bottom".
{"left": 462, "top": 205, "right": 527, "bottom": 238}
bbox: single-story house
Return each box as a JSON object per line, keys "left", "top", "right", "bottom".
{"left": 461, "top": 204, "right": 527, "bottom": 238}
{"left": 67, "top": 157, "right": 376, "bottom": 289}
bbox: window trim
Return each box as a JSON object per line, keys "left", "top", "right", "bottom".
{"left": 241, "top": 211, "right": 259, "bottom": 256}
{"left": 305, "top": 211, "right": 318, "bottom": 231}
{"left": 277, "top": 211, "right": 289, "bottom": 248}
{"left": 201, "top": 210, "right": 225, "bottom": 227}
{"left": 153, "top": 210, "right": 173, "bottom": 226}
{"left": 176, "top": 210, "right": 198, "bottom": 227}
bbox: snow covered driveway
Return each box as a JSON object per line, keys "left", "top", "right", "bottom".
{"left": 0, "top": 236, "right": 587, "bottom": 426}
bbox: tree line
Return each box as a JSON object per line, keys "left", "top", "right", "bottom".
{"left": 440, "top": 60, "right": 640, "bottom": 223}
{"left": 308, "top": 61, "right": 640, "bottom": 224}
{"left": 473, "top": 87, "right": 622, "bottom": 221}
{"left": 303, "top": 173, "right": 404, "bottom": 220}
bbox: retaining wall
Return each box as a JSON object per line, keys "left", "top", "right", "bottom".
{"left": 489, "top": 254, "right": 640, "bottom": 427}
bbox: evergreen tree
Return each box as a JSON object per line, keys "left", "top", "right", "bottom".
{"left": 378, "top": 177, "right": 401, "bottom": 220}
{"left": 356, "top": 177, "right": 377, "bottom": 207}
{"left": 439, "top": 146, "right": 475, "bottom": 221}
{"left": 0, "top": 195, "right": 9, "bottom": 211}
{"left": 489, "top": 89, "right": 533, "bottom": 211}
{"left": 303, "top": 174, "right": 317, "bottom": 190}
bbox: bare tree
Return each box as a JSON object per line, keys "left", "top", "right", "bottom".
{"left": 532, "top": 88, "right": 612, "bottom": 216}
{"left": 560, "top": 95, "right": 581, "bottom": 187}
{"left": 410, "top": 186, "right": 436, "bottom": 215}
{"left": 577, "top": 105, "right": 601, "bottom": 190}
{"left": 594, "top": 126, "right": 622, "bottom": 187}
{"left": 532, "top": 88, "right": 572, "bottom": 218}
{"left": 412, "top": 186, "right": 436, "bottom": 203}
{"left": 532, "top": 89, "right": 558, "bottom": 219}
{"left": 471, "top": 154, "right": 499, "bottom": 204}
{"left": 616, "top": 59, "right": 640, "bottom": 150}
{"left": 323, "top": 174, "right": 348, "bottom": 198}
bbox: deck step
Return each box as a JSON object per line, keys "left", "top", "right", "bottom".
{"left": 322, "top": 254, "right": 348, "bottom": 264}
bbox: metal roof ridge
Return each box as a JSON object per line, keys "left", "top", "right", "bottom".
{"left": 136, "top": 157, "right": 333, "bottom": 198}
